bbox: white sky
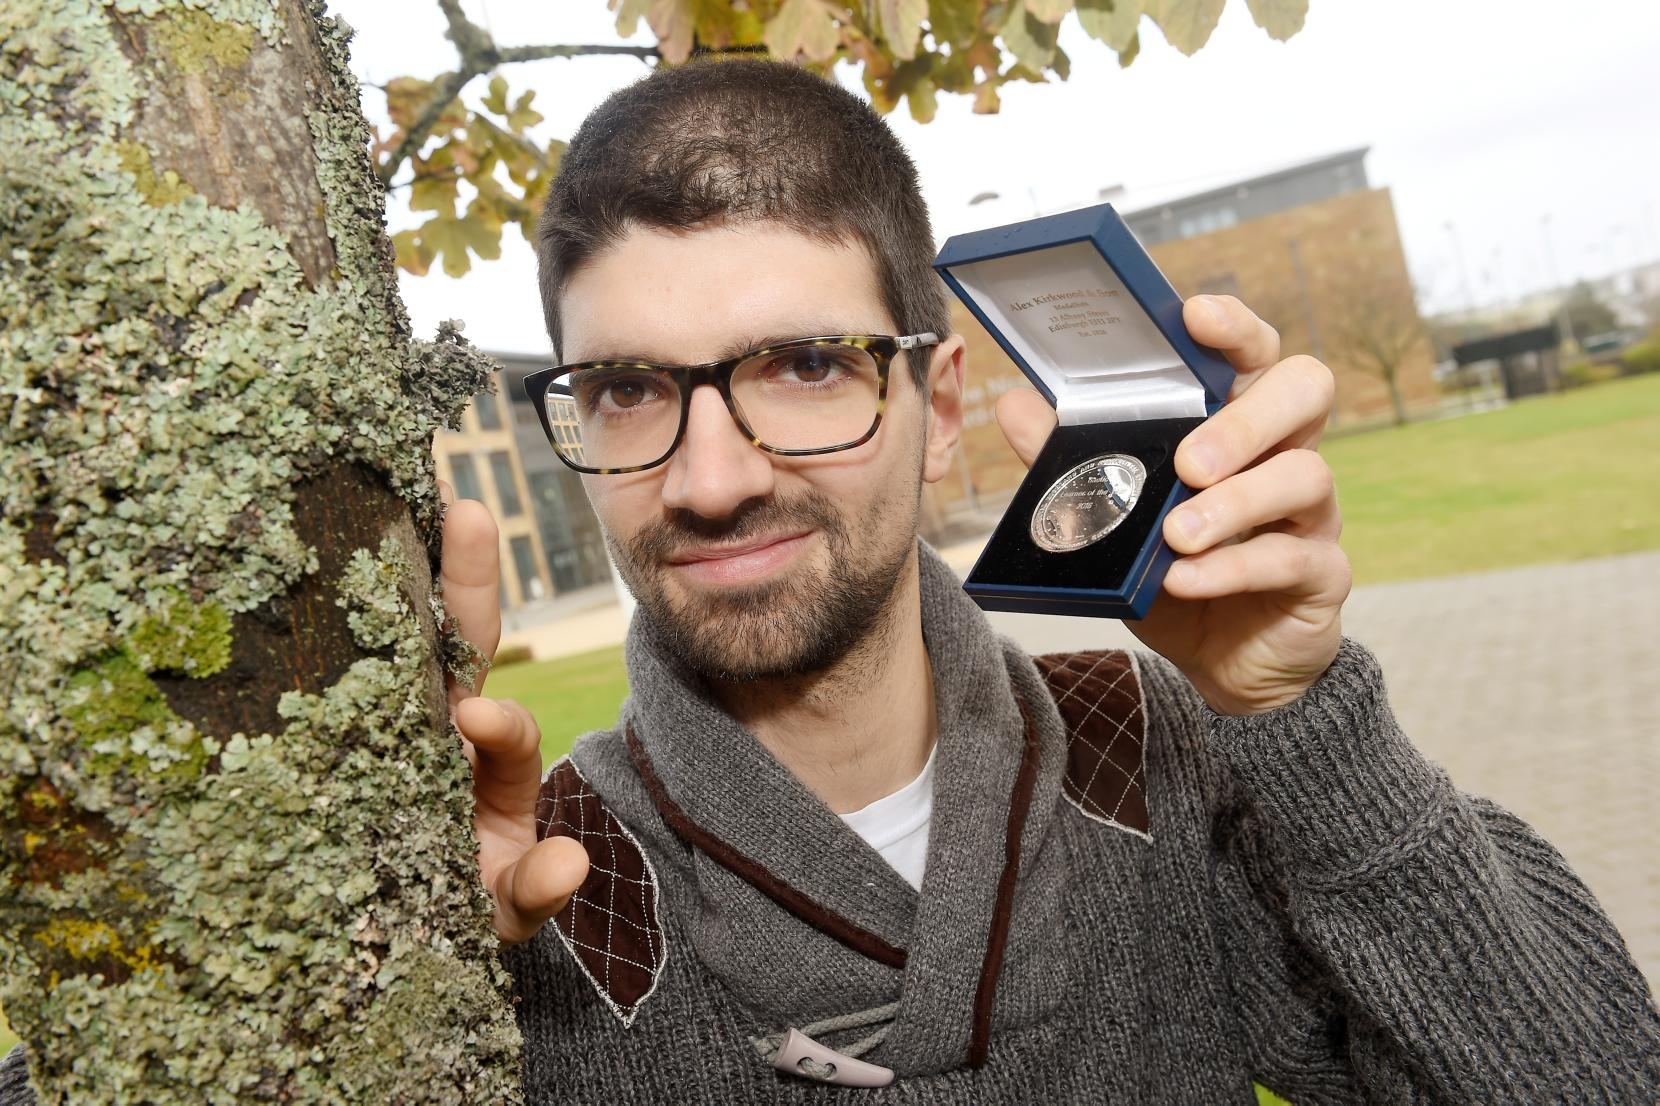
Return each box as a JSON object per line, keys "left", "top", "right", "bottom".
{"left": 330, "top": 0, "right": 1660, "bottom": 357}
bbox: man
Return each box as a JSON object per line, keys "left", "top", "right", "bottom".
{"left": 435, "top": 60, "right": 1660, "bottom": 1101}
{"left": 4, "top": 56, "right": 1640, "bottom": 1105}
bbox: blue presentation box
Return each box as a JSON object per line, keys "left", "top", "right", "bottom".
{"left": 934, "top": 203, "right": 1234, "bottom": 619}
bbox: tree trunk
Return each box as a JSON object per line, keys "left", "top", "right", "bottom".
{"left": 1385, "top": 370, "right": 1409, "bottom": 426}
{"left": 0, "top": 1, "right": 522, "bottom": 1101}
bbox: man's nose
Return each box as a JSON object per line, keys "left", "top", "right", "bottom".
{"left": 659, "top": 384, "right": 776, "bottom": 519}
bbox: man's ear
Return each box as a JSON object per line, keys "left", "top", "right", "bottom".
{"left": 921, "top": 334, "right": 967, "bottom": 485}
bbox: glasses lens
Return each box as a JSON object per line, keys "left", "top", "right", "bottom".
{"left": 545, "top": 366, "right": 681, "bottom": 470}
{"left": 731, "top": 342, "right": 883, "bottom": 452}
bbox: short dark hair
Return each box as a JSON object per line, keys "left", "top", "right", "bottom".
{"left": 536, "top": 59, "right": 948, "bottom": 385}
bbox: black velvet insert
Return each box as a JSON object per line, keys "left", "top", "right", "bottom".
{"left": 971, "top": 416, "right": 1205, "bottom": 592}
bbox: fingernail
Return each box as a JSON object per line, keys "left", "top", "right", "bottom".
{"left": 1169, "top": 508, "right": 1203, "bottom": 544}
{"left": 1166, "top": 561, "right": 1197, "bottom": 589}
{"left": 1194, "top": 295, "right": 1225, "bottom": 325}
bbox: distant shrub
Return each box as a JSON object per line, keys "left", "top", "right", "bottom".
{"left": 1562, "top": 360, "right": 1622, "bottom": 389}
{"left": 1621, "top": 338, "right": 1660, "bottom": 376}
{"left": 492, "top": 642, "right": 534, "bottom": 668}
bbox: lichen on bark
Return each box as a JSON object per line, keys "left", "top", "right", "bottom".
{"left": 1, "top": 0, "right": 521, "bottom": 1101}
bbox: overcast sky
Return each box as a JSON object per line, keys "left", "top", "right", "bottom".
{"left": 330, "top": 0, "right": 1660, "bottom": 358}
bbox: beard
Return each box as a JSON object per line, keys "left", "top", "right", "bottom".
{"left": 610, "top": 487, "right": 917, "bottom": 683}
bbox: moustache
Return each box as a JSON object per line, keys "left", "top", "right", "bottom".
{"left": 626, "top": 492, "right": 846, "bottom": 564}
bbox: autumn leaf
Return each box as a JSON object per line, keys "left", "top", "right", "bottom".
{"left": 391, "top": 228, "right": 430, "bottom": 276}
{"left": 878, "top": 0, "right": 928, "bottom": 61}
{"left": 1024, "top": 0, "right": 1073, "bottom": 24}
{"left": 696, "top": 0, "right": 767, "bottom": 50}
{"left": 418, "top": 212, "right": 503, "bottom": 278}
{"left": 383, "top": 76, "right": 435, "bottom": 131}
{"left": 1147, "top": 0, "right": 1225, "bottom": 54}
{"left": 1118, "top": 28, "right": 1141, "bottom": 65}
{"left": 1244, "top": 0, "right": 1307, "bottom": 39}
{"left": 932, "top": 49, "right": 976, "bottom": 92}
{"left": 1001, "top": 5, "right": 1059, "bottom": 72}
{"left": 648, "top": 0, "right": 696, "bottom": 63}
{"left": 764, "top": 0, "right": 840, "bottom": 63}
{"left": 481, "top": 74, "right": 509, "bottom": 116}
{"left": 906, "top": 73, "right": 939, "bottom": 122}
{"left": 1076, "top": 0, "right": 1143, "bottom": 52}
{"left": 507, "top": 90, "right": 544, "bottom": 133}
{"left": 409, "top": 171, "right": 459, "bottom": 217}
{"left": 964, "top": 36, "right": 1003, "bottom": 78}
{"left": 611, "top": 0, "right": 652, "bottom": 38}
{"left": 927, "top": 0, "right": 980, "bottom": 47}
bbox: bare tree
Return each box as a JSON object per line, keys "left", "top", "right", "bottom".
{"left": 1324, "top": 270, "right": 1432, "bottom": 426}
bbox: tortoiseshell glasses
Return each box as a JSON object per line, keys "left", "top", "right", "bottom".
{"left": 521, "top": 333, "right": 940, "bottom": 475}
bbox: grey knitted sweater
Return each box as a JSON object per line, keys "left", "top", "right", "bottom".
{"left": 4, "top": 547, "right": 1657, "bottom": 1102}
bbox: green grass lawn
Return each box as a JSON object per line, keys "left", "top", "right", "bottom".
{"left": 1324, "top": 373, "right": 1660, "bottom": 583}
{"left": 484, "top": 642, "right": 630, "bottom": 766}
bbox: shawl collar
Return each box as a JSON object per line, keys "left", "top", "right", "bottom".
{"left": 584, "top": 544, "right": 1074, "bottom": 1075}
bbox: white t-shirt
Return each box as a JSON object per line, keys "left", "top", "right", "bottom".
{"left": 838, "top": 743, "right": 936, "bottom": 892}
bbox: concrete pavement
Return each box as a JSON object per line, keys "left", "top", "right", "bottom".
{"left": 503, "top": 547, "right": 1660, "bottom": 986}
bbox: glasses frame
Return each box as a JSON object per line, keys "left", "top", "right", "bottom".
{"left": 521, "top": 333, "right": 941, "bottom": 475}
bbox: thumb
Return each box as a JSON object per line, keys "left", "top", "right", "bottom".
{"left": 495, "top": 834, "right": 590, "bottom": 945}
{"left": 994, "top": 389, "right": 1057, "bottom": 469}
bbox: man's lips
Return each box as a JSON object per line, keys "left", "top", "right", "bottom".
{"left": 663, "top": 531, "right": 813, "bottom": 586}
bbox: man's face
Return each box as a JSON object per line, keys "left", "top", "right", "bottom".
{"left": 559, "top": 223, "right": 956, "bottom": 682}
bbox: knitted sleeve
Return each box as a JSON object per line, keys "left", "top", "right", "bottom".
{"left": 0, "top": 1046, "right": 34, "bottom": 1106}
{"left": 1173, "top": 639, "right": 1659, "bottom": 1102}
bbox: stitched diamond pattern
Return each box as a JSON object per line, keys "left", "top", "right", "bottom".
{"left": 1036, "top": 651, "right": 1150, "bottom": 838}
{"left": 536, "top": 758, "right": 666, "bottom": 1026}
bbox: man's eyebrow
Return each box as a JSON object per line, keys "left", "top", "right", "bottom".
{"left": 570, "top": 324, "right": 880, "bottom": 367}
{"left": 715, "top": 325, "right": 875, "bottom": 361}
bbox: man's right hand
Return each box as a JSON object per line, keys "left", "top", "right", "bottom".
{"left": 441, "top": 483, "right": 590, "bottom": 946}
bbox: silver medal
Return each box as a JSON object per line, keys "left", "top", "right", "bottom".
{"left": 1029, "top": 454, "right": 1147, "bottom": 553}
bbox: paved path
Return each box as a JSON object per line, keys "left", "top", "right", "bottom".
{"left": 507, "top": 549, "right": 1660, "bottom": 986}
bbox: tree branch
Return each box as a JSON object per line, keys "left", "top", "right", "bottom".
{"left": 377, "top": 66, "right": 477, "bottom": 186}
{"left": 497, "top": 44, "right": 659, "bottom": 64}
{"left": 375, "top": 1, "right": 657, "bottom": 187}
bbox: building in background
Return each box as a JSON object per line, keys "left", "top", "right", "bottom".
{"left": 494, "top": 354, "right": 613, "bottom": 600}
{"left": 432, "top": 382, "right": 557, "bottom": 610}
{"left": 923, "top": 148, "right": 1437, "bottom": 539}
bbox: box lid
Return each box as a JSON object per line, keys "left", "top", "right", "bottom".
{"left": 934, "top": 203, "right": 1233, "bottom": 423}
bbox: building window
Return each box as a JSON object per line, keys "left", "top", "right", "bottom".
{"left": 509, "top": 535, "right": 543, "bottom": 602}
{"left": 1176, "top": 205, "right": 1239, "bottom": 239}
{"left": 449, "top": 453, "right": 483, "bottom": 502}
{"left": 473, "top": 389, "right": 503, "bottom": 430}
{"left": 489, "top": 451, "right": 523, "bottom": 517}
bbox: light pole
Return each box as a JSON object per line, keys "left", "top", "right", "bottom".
{"left": 1540, "top": 214, "right": 1576, "bottom": 349}
{"left": 1444, "top": 221, "right": 1477, "bottom": 314}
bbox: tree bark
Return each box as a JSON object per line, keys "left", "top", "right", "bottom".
{"left": 0, "top": 1, "right": 521, "bottom": 1101}
{"left": 1385, "top": 370, "right": 1409, "bottom": 426}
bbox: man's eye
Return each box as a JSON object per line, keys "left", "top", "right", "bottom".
{"left": 606, "top": 379, "right": 649, "bottom": 408}
{"left": 771, "top": 349, "right": 849, "bottom": 384}
{"left": 575, "top": 371, "right": 666, "bottom": 414}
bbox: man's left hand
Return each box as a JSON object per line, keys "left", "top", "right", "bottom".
{"left": 996, "top": 294, "right": 1349, "bottom": 715}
